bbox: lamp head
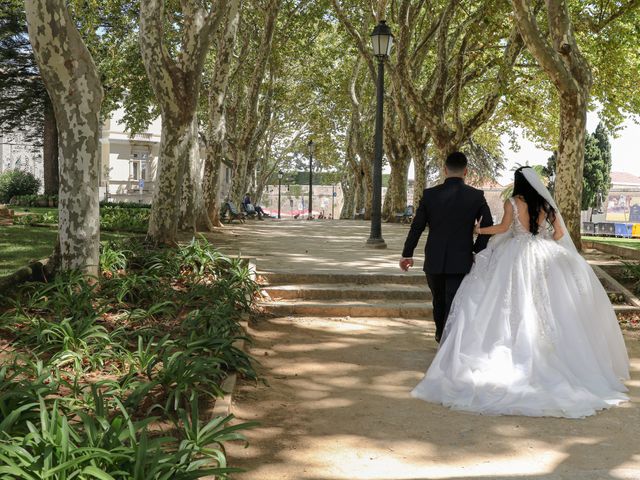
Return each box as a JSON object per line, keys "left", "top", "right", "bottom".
{"left": 370, "top": 20, "right": 394, "bottom": 57}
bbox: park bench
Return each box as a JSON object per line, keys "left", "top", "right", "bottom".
{"left": 221, "top": 201, "right": 245, "bottom": 223}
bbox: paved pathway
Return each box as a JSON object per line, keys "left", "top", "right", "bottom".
{"left": 227, "top": 315, "right": 640, "bottom": 480}
{"left": 202, "top": 220, "right": 640, "bottom": 480}
{"left": 200, "top": 219, "right": 426, "bottom": 275}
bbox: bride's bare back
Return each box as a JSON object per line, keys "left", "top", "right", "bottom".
{"left": 512, "top": 196, "right": 564, "bottom": 240}
{"left": 477, "top": 196, "right": 564, "bottom": 240}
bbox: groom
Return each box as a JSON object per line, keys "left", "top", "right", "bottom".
{"left": 400, "top": 152, "right": 493, "bottom": 342}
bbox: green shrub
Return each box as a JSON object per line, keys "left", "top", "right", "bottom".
{"left": 0, "top": 237, "right": 259, "bottom": 477}
{"left": 100, "top": 200, "right": 151, "bottom": 209}
{"left": 11, "top": 194, "right": 58, "bottom": 207}
{"left": 12, "top": 211, "right": 58, "bottom": 226}
{"left": 99, "top": 241, "right": 130, "bottom": 274}
{"left": 0, "top": 395, "right": 250, "bottom": 479}
{"left": 0, "top": 170, "right": 41, "bottom": 203}
{"left": 100, "top": 207, "right": 150, "bottom": 232}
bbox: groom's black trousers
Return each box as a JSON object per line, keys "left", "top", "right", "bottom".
{"left": 426, "top": 273, "right": 465, "bottom": 340}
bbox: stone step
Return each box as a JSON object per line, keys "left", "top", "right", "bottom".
{"left": 258, "top": 299, "right": 433, "bottom": 319}
{"left": 257, "top": 271, "right": 426, "bottom": 286}
{"left": 262, "top": 283, "right": 430, "bottom": 301}
{"left": 613, "top": 305, "right": 640, "bottom": 313}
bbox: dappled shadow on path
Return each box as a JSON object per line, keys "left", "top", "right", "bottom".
{"left": 227, "top": 316, "right": 640, "bottom": 480}
{"left": 196, "top": 220, "right": 426, "bottom": 274}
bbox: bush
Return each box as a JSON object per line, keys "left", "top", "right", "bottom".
{"left": 12, "top": 211, "right": 58, "bottom": 226}
{"left": 0, "top": 170, "right": 41, "bottom": 203}
{"left": 0, "top": 238, "right": 259, "bottom": 477}
{"left": 101, "top": 206, "right": 150, "bottom": 232}
{"left": 100, "top": 200, "right": 151, "bottom": 209}
{"left": 10, "top": 194, "right": 58, "bottom": 207}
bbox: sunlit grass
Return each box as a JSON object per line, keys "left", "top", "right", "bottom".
{"left": 585, "top": 236, "right": 640, "bottom": 251}
{"left": 0, "top": 225, "right": 129, "bottom": 277}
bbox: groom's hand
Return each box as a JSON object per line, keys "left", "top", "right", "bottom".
{"left": 399, "top": 258, "right": 414, "bottom": 271}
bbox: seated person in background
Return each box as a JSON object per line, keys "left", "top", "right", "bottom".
{"left": 242, "top": 193, "right": 265, "bottom": 220}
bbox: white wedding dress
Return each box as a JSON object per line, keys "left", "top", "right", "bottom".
{"left": 412, "top": 196, "right": 630, "bottom": 418}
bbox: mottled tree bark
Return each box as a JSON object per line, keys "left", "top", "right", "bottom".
{"left": 340, "top": 173, "right": 356, "bottom": 219}
{"left": 412, "top": 153, "right": 427, "bottom": 207}
{"left": 199, "top": 0, "right": 242, "bottom": 230}
{"left": 25, "top": 0, "right": 103, "bottom": 276}
{"left": 140, "top": 0, "right": 226, "bottom": 244}
{"left": 382, "top": 117, "right": 411, "bottom": 222}
{"left": 42, "top": 94, "right": 59, "bottom": 196}
{"left": 382, "top": 158, "right": 410, "bottom": 222}
{"left": 512, "top": 0, "right": 593, "bottom": 247}
{"left": 355, "top": 173, "right": 366, "bottom": 216}
{"left": 228, "top": 0, "right": 280, "bottom": 204}
{"left": 179, "top": 116, "right": 201, "bottom": 231}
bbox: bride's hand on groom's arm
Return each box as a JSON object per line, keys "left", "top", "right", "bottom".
{"left": 474, "top": 216, "right": 483, "bottom": 235}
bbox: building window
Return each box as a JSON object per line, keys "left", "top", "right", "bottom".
{"left": 130, "top": 149, "right": 149, "bottom": 181}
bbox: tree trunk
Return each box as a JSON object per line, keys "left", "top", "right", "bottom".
{"left": 200, "top": 138, "right": 224, "bottom": 229}
{"left": 556, "top": 93, "right": 588, "bottom": 245}
{"left": 340, "top": 173, "right": 355, "bottom": 219}
{"left": 383, "top": 157, "right": 410, "bottom": 222}
{"left": 179, "top": 116, "right": 200, "bottom": 232}
{"left": 355, "top": 171, "right": 366, "bottom": 217}
{"left": 227, "top": 0, "right": 279, "bottom": 209}
{"left": 231, "top": 151, "right": 251, "bottom": 203}
{"left": 413, "top": 154, "right": 427, "bottom": 206}
{"left": 25, "top": 0, "right": 103, "bottom": 276}
{"left": 42, "top": 95, "right": 59, "bottom": 196}
{"left": 199, "top": 0, "right": 242, "bottom": 230}
{"left": 140, "top": 0, "right": 226, "bottom": 244}
{"left": 363, "top": 166, "right": 373, "bottom": 220}
{"left": 147, "top": 115, "right": 193, "bottom": 243}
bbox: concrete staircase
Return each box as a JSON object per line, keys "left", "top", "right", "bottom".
{"left": 257, "top": 271, "right": 433, "bottom": 319}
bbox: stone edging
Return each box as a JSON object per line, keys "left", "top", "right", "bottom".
{"left": 590, "top": 263, "right": 640, "bottom": 310}
{"left": 584, "top": 240, "right": 640, "bottom": 261}
{"left": 201, "top": 257, "right": 257, "bottom": 479}
{"left": 208, "top": 331, "right": 247, "bottom": 420}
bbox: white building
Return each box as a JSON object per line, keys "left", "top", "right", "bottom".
{"left": 2, "top": 109, "right": 233, "bottom": 205}
{"left": 0, "top": 129, "right": 43, "bottom": 183}
{"left": 100, "top": 108, "right": 233, "bottom": 204}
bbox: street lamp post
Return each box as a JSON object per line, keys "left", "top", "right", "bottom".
{"left": 367, "top": 20, "right": 393, "bottom": 249}
{"left": 278, "top": 170, "right": 283, "bottom": 219}
{"left": 308, "top": 139, "right": 314, "bottom": 220}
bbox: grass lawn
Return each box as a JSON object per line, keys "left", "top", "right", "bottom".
{"left": 584, "top": 236, "right": 640, "bottom": 250}
{"left": 0, "top": 225, "right": 131, "bottom": 277}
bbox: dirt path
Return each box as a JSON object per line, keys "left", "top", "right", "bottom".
{"left": 228, "top": 316, "right": 640, "bottom": 480}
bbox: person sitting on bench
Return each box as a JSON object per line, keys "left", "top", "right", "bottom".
{"left": 242, "top": 193, "right": 265, "bottom": 220}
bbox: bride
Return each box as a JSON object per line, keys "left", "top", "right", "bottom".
{"left": 411, "top": 166, "right": 630, "bottom": 418}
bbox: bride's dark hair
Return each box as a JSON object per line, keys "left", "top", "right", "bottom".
{"left": 512, "top": 167, "right": 556, "bottom": 235}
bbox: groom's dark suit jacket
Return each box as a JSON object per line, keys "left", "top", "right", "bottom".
{"left": 402, "top": 177, "right": 493, "bottom": 274}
